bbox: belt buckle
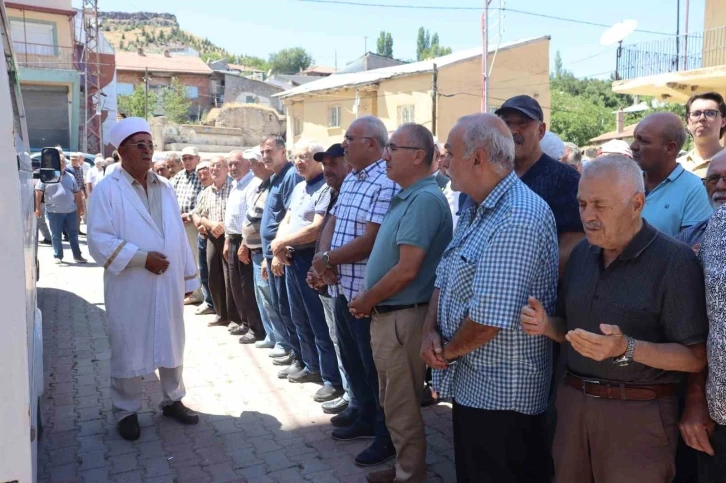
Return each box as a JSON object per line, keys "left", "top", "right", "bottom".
{"left": 582, "top": 379, "right": 601, "bottom": 398}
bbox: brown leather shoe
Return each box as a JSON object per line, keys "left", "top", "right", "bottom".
{"left": 365, "top": 466, "right": 396, "bottom": 483}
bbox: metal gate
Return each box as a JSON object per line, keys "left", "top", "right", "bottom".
{"left": 22, "top": 84, "right": 70, "bottom": 149}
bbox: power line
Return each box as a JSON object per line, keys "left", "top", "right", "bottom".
{"left": 291, "top": 0, "right": 670, "bottom": 35}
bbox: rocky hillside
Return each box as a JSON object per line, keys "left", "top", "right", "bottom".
{"left": 99, "top": 11, "right": 254, "bottom": 65}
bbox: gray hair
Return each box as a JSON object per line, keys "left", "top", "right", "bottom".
{"left": 563, "top": 142, "right": 582, "bottom": 165}
{"left": 582, "top": 154, "right": 644, "bottom": 198}
{"left": 460, "top": 114, "right": 515, "bottom": 172}
{"left": 355, "top": 115, "right": 388, "bottom": 149}
{"left": 227, "top": 150, "right": 244, "bottom": 161}
{"left": 165, "top": 152, "right": 181, "bottom": 163}
{"left": 293, "top": 139, "right": 325, "bottom": 156}
{"left": 209, "top": 155, "right": 228, "bottom": 168}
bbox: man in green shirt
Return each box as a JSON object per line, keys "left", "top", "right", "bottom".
{"left": 349, "top": 123, "right": 453, "bottom": 483}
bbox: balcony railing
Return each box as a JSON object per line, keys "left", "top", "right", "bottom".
{"left": 13, "top": 42, "right": 76, "bottom": 70}
{"left": 616, "top": 26, "right": 726, "bottom": 80}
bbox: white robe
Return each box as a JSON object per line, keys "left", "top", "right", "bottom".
{"left": 88, "top": 168, "right": 200, "bottom": 378}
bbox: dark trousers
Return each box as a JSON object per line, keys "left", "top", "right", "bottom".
{"left": 266, "top": 257, "right": 301, "bottom": 361}
{"left": 198, "top": 234, "right": 214, "bottom": 308}
{"left": 207, "top": 235, "right": 233, "bottom": 322}
{"left": 453, "top": 401, "right": 548, "bottom": 483}
{"left": 285, "top": 248, "right": 341, "bottom": 386}
{"left": 334, "top": 295, "right": 390, "bottom": 441}
{"left": 699, "top": 424, "right": 726, "bottom": 483}
{"left": 227, "top": 236, "right": 264, "bottom": 337}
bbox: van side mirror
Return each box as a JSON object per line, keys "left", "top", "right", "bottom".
{"left": 38, "top": 147, "right": 62, "bottom": 183}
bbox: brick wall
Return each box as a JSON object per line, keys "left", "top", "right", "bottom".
{"left": 117, "top": 70, "right": 212, "bottom": 119}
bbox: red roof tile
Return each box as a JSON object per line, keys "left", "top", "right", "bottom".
{"left": 115, "top": 51, "right": 213, "bottom": 75}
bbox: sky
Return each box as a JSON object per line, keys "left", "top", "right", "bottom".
{"left": 76, "top": 0, "right": 706, "bottom": 80}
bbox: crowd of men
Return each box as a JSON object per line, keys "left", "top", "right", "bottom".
{"left": 55, "top": 89, "right": 726, "bottom": 483}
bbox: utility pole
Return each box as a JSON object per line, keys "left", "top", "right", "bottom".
{"left": 364, "top": 36, "right": 368, "bottom": 54}
{"left": 144, "top": 67, "right": 149, "bottom": 120}
{"left": 431, "top": 63, "right": 438, "bottom": 136}
{"left": 480, "top": 0, "right": 493, "bottom": 113}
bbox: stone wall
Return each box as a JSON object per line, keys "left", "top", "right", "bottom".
{"left": 223, "top": 75, "right": 284, "bottom": 113}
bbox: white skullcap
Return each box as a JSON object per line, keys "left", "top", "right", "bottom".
{"left": 109, "top": 117, "right": 151, "bottom": 148}
{"left": 94, "top": 157, "right": 104, "bottom": 165}
{"left": 598, "top": 139, "right": 633, "bottom": 158}
{"left": 540, "top": 131, "right": 566, "bottom": 160}
{"left": 195, "top": 161, "right": 210, "bottom": 172}
{"left": 243, "top": 147, "right": 261, "bottom": 162}
{"left": 181, "top": 146, "right": 199, "bottom": 156}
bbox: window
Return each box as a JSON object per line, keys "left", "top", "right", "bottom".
{"left": 397, "top": 105, "right": 415, "bottom": 125}
{"left": 294, "top": 117, "right": 302, "bottom": 136}
{"left": 328, "top": 106, "right": 341, "bottom": 128}
{"left": 117, "top": 83, "right": 134, "bottom": 96}
{"left": 245, "top": 95, "right": 255, "bottom": 104}
{"left": 186, "top": 86, "right": 199, "bottom": 99}
{"left": 10, "top": 20, "right": 55, "bottom": 55}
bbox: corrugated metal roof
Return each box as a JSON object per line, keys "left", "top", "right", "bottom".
{"left": 276, "top": 36, "right": 549, "bottom": 99}
{"left": 116, "top": 51, "right": 213, "bottom": 74}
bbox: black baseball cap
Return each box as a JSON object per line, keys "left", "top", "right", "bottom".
{"left": 495, "top": 95, "right": 544, "bottom": 122}
{"left": 314, "top": 143, "right": 345, "bottom": 162}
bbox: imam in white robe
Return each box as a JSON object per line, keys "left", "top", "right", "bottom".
{"left": 88, "top": 168, "right": 200, "bottom": 379}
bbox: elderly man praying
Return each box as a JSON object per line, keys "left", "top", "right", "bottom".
{"left": 88, "top": 117, "right": 201, "bottom": 441}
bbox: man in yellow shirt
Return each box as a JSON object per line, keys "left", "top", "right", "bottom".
{"left": 679, "top": 92, "right": 726, "bottom": 178}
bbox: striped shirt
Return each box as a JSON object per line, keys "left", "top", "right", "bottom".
{"left": 330, "top": 160, "right": 399, "bottom": 301}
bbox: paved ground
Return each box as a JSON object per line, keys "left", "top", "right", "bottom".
{"left": 36, "top": 233, "right": 456, "bottom": 483}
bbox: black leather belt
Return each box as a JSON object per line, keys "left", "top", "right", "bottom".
{"left": 373, "top": 303, "right": 427, "bottom": 315}
{"left": 249, "top": 248, "right": 263, "bottom": 254}
{"left": 228, "top": 234, "right": 242, "bottom": 241}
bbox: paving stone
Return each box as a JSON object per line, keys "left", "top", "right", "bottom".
{"left": 289, "top": 453, "right": 331, "bottom": 475}
{"left": 202, "top": 462, "right": 244, "bottom": 482}
{"left": 109, "top": 453, "right": 138, "bottom": 474}
{"left": 80, "top": 466, "right": 110, "bottom": 483}
{"left": 76, "top": 406, "right": 103, "bottom": 422}
{"left": 228, "top": 448, "right": 264, "bottom": 469}
{"left": 47, "top": 446, "right": 81, "bottom": 467}
{"left": 195, "top": 445, "right": 233, "bottom": 466}
{"left": 250, "top": 437, "right": 282, "bottom": 455}
{"left": 269, "top": 467, "right": 309, "bottom": 483}
{"left": 136, "top": 440, "right": 165, "bottom": 460}
{"left": 140, "top": 456, "right": 173, "bottom": 478}
{"left": 261, "top": 449, "right": 297, "bottom": 472}
{"left": 174, "top": 465, "right": 211, "bottom": 482}
{"left": 77, "top": 433, "right": 107, "bottom": 453}
{"left": 48, "top": 462, "right": 79, "bottom": 483}
{"left": 111, "top": 470, "right": 143, "bottom": 483}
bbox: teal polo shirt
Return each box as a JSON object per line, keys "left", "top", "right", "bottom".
{"left": 642, "top": 164, "right": 713, "bottom": 237}
{"left": 365, "top": 175, "right": 453, "bottom": 305}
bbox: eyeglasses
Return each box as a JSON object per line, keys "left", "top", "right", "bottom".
{"left": 689, "top": 109, "right": 721, "bottom": 120}
{"left": 384, "top": 143, "right": 424, "bottom": 153}
{"left": 702, "top": 174, "right": 726, "bottom": 186}
{"left": 131, "top": 142, "right": 154, "bottom": 151}
{"left": 343, "top": 135, "right": 373, "bottom": 143}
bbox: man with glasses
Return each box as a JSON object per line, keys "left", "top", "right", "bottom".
{"left": 171, "top": 146, "right": 204, "bottom": 305}
{"left": 631, "top": 112, "right": 713, "bottom": 236}
{"left": 679, "top": 92, "right": 726, "bottom": 178}
{"left": 312, "top": 116, "right": 399, "bottom": 467}
{"left": 87, "top": 117, "right": 200, "bottom": 441}
{"left": 349, "top": 123, "right": 452, "bottom": 483}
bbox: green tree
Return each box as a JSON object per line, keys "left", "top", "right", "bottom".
{"left": 268, "top": 47, "right": 313, "bottom": 74}
{"left": 376, "top": 31, "right": 393, "bottom": 58}
{"left": 159, "top": 78, "right": 193, "bottom": 123}
{"left": 158, "top": 29, "right": 165, "bottom": 41}
{"left": 416, "top": 28, "right": 452, "bottom": 60}
{"left": 121, "top": 32, "right": 126, "bottom": 40}
{"left": 118, "top": 84, "right": 157, "bottom": 119}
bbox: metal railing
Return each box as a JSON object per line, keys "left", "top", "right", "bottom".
{"left": 13, "top": 42, "right": 76, "bottom": 70}
{"left": 616, "top": 26, "right": 726, "bottom": 80}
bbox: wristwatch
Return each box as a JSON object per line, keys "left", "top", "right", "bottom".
{"left": 322, "top": 251, "right": 333, "bottom": 269}
{"left": 442, "top": 342, "right": 459, "bottom": 366}
{"left": 612, "top": 336, "right": 636, "bottom": 367}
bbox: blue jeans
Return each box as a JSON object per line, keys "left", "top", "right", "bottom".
{"left": 198, "top": 234, "right": 213, "bottom": 308}
{"left": 334, "top": 295, "right": 390, "bottom": 442}
{"left": 266, "top": 256, "right": 301, "bottom": 360}
{"left": 252, "top": 252, "right": 286, "bottom": 350}
{"left": 285, "top": 248, "right": 342, "bottom": 386}
{"left": 320, "top": 294, "right": 355, "bottom": 405}
{"left": 47, "top": 211, "right": 82, "bottom": 260}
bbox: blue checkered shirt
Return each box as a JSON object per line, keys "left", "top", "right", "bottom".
{"left": 432, "top": 172, "right": 559, "bottom": 414}
{"left": 330, "top": 160, "right": 399, "bottom": 301}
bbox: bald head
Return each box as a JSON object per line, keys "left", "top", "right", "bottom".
{"left": 631, "top": 112, "right": 687, "bottom": 171}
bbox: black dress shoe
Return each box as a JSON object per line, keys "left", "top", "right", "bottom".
{"left": 331, "top": 423, "right": 375, "bottom": 441}
{"left": 117, "top": 414, "right": 140, "bottom": 441}
{"left": 354, "top": 439, "right": 396, "bottom": 467}
{"left": 322, "top": 396, "right": 349, "bottom": 414}
{"left": 162, "top": 401, "right": 199, "bottom": 425}
{"left": 330, "top": 406, "right": 359, "bottom": 427}
{"left": 40, "top": 239, "right": 52, "bottom": 246}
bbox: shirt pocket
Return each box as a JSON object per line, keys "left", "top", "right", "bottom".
{"left": 449, "top": 248, "right": 478, "bottom": 303}
{"left": 603, "top": 302, "right": 659, "bottom": 339}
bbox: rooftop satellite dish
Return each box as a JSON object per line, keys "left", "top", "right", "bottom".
{"left": 600, "top": 19, "right": 638, "bottom": 46}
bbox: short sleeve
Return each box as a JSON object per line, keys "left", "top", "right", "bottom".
{"left": 282, "top": 171, "right": 303, "bottom": 209}
{"left": 70, "top": 177, "right": 80, "bottom": 193}
{"left": 469, "top": 222, "right": 555, "bottom": 330}
{"left": 396, "top": 192, "right": 451, "bottom": 250}
{"left": 681, "top": 183, "right": 714, "bottom": 230}
{"left": 315, "top": 186, "right": 332, "bottom": 216}
{"left": 193, "top": 189, "right": 207, "bottom": 217}
{"left": 367, "top": 180, "right": 396, "bottom": 224}
{"left": 661, "top": 248, "right": 708, "bottom": 345}
{"left": 36, "top": 180, "right": 46, "bottom": 191}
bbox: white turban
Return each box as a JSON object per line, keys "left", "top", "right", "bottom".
{"left": 109, "top": 117, "right": 151, "bottom": 148}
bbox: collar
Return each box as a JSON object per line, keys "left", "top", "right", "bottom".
{"left": 519, "top": 153, "right": 553, "bottom": 181}
{"left": 233, "top": 171, "right": 253, "bottom": 188}
{"left": 397, "top": 175, "right": 437, "bottom": 200}
{"left": 588, "top": 219, "right": 658, "bottom": 261}
{"left": 271, "top": 162, "right": 293, "bottom": 182}
{"left": 480, "top": 171, "right": 518, "bottom": 210}
{"left": 119, "top": 165, "right": 159, "bottom": 186}
{"left": 666, "top": 163, "right": 685, "bottom": 182}
{"left": 211, "top": 178, "right": 232, "bottom": 192}
{"left": 185, "top": 169, "right": 196, "bottom": 178}
{"left": 352, "top": 159, "right": 383, "bottom": 181}
{"left": 306, "top": 172, "right": 325, "bottom": 186}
